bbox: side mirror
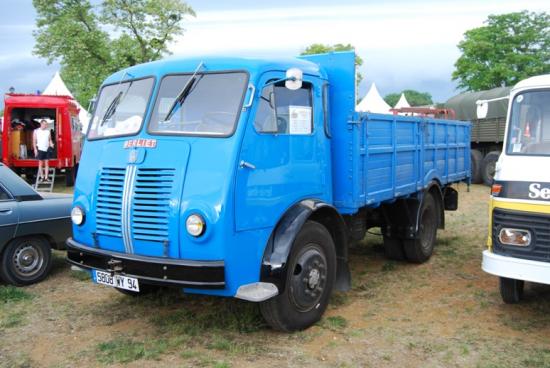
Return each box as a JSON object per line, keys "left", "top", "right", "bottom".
{"left": 285, "top": 68, "right": 303, "bottom": 90}
{"left": 476, "top": 100, "right": 488, "bottom": 119}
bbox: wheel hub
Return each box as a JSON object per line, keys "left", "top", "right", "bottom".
{"left": 289, "top": 246, "right": 327, "bottom": 312}
{"left": 13, "top": 244, "right": 43, "bottom": 277}
{"left": 307, "top": 268, "right": 320, "bottom": 289}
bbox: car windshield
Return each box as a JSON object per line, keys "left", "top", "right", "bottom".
{"left": 507, "top": 90, "right": 550, "bottom": 156}
{"left": 87, "top": 78, "right": 154, "bottom": 139}
{"left": 148, "top": 72, "right": 248, "bottom": 136}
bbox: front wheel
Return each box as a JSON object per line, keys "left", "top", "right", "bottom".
{"left": 260, "top": 221, "right": 336, "bottom": 331}
{"left": 0, "top": 237, "right": 52, "bottom": 286}
{"left": 499, "top": 277, "right": 524, "bottom": 304}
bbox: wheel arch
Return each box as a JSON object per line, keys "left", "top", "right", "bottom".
{"left": 261, "top": 199, "right": 350, "bottom": 293}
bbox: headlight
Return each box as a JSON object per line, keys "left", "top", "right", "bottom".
{"left": 186, "top": 214, "right": 205, "bottom": 237}
{"left": 498, "top": 228, "right": 531, "bottom": 247}
{"left": 71, "top": 206, "right": 85, "bottom": 226}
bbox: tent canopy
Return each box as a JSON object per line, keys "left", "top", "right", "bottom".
{"left": 42, "top": 71, "right": 90, "bottom": 131}
{"left": 356, "top": 83, "right": 392, "bottom": 113}
{"left": 394, "top": 93, "right": 410, "bottom": 109}
{"left": 445, "top": 86, "right": 511, "bottom": 121}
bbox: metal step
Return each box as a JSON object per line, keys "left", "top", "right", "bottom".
{"left": 33, "top": 168, "right": 56, "bottom": 192}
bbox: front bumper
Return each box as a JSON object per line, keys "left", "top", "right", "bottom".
{"left": 482, "top": 250, "right": 550, "bottom": 285}
{"left": 66, "top": 238, "right": 225, "bottom": 289}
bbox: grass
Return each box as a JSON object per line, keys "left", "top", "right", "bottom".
{"left": 0, "top": 310, "right": 27, "bottom": 329}
{"left": 0, "top": 286, "right": 33, "bottom": 303}
{"left": 96, "top": 338, "right": 168, "bottom": 364}
{"left": 320, "top": 315, "right": 348, "bottom": 331}
{"left": 69, "top": 269, "right": 91, "bottom": 281}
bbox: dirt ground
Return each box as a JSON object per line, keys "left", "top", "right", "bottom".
{"left": 1, "top": 184, "right": 550, "bottom": 368}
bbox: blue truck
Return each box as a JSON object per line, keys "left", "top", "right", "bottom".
{"left": 66, "top": 51, "right": 470, "bottom": 331}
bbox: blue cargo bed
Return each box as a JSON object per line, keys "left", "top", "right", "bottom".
{"left": 334, "top": 113, "right": 471, "bottom": 214}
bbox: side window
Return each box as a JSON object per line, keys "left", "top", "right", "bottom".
{"left": 254, "top": 81, "right": 313, "bottom": 135}
{"left": 0, "top": 185, "right": 12, "bottom": 201}
{"left": 323, "top": 83, "right": 330, "bottom": 138}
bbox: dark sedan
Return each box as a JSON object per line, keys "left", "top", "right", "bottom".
{"left": 0, "top": 163, "right": 72, "bottom": 285}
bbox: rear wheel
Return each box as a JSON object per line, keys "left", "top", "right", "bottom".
{"left": 499, "top": 277, "right": 524, "bottom": 304}
{"left": 404, "top": 193, "right": 438, "bottom": 263}
{"left": 470, "top": 149, "right": 483, "bottom": 184}
{"left": 65, "top": 166, "right": 76, "bottom": 187}
{"left": 0, "top": 237, "right": 52, "bottom": 286}
{"left": 481, "top": 151, "right": 500, "bottom": 186}
{"left": 383, "top": 235, "right": 405, "bottom": 260}
{"left": 260, "top": 221, "right": 336, "bottom": 331}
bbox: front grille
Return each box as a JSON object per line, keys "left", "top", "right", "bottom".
{"left": 131, "top": 168, "right": 175, "bottom": 242}
{"left": 96, "top": 167, "right": 125, "bottom": 237}
{"left": 492, "top": 208, "right": 550, "bottom": 262}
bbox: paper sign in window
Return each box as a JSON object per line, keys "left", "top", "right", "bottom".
{"left": 289, "top": 105, "right": 312, "bottom": 134}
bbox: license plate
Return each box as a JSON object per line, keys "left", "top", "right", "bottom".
{"left": 92, "top": 269, "right": 140, "bottom": 292}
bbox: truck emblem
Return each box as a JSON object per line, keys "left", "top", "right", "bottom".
{"left": 123, "top": 139, "right": 157, "bottom": 149}
{"left": 128, "top": 150, "right": 138, "bottom": 163}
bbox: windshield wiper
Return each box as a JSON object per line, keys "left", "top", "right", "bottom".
{"left": 163, "top": 61, "right": 205, "bottom": 122}
{"left": 99, "top": 71, "right": 134, "bottom": 126}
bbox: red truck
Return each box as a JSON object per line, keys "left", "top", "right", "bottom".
{"left": 1, "top": 94, "right": 83, "bottom": 186}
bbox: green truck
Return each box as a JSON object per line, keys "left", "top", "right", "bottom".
{"left": 446, "top": 86, "right": 510, "bottom": 185}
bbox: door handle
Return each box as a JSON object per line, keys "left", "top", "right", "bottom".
{"left": 239, "top": 160, "right": 256, "bottom": 170}
{"left": 0, "top": 209, "right": 13, "bottom": 215}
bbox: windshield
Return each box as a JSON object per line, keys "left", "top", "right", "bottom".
{"left": 148, "top": 72, "right": 248, "bottom": 136}
{"left": 507, "top": 90, "right": 550, "bottom": 156}
{"left": 87, "top": 78, "right": 154, "bottom": 139}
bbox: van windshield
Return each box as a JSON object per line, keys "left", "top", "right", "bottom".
{"left": 148, "top": 72, "right": 248, "bottom": 136}
{"left": 507, "top": 90, "right": 550, "bottom": 156}
{"left": 88, "top": 78, "right": 154, "bottom": 139}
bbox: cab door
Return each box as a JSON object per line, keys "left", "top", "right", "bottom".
{"left": 235, "top": 72, "right": 329, "bottom": 231}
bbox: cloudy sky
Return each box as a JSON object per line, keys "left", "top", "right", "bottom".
{"left": 1, "top": 0, "right": 548, "bottom": 109}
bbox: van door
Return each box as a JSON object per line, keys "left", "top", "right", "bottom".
{"left": 235, "top": 72, "right": 328, "bottom": 231}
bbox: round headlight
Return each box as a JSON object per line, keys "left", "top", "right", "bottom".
{"left": 71, "top": 206, "right": 85, "bottom": 226}
{"left": 186, "top": 214, "right": 205, "bottom": 237}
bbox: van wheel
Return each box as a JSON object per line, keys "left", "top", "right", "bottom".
{"left": 65, "top": 166, "right": 76, "bottom": 187}
{"left": 499, "top": 277, "right": 524, "bottom": 303}
{"left": 470, "top": 149, "right": 483, "bottom": 184}
{"left": 260, "top": 221, "right": 336, "bottom": 331}
{"left": 383, "top": 235, "right": 405, "bottom": 260}
{"left": 481, "top": 151, "right": 500, "bottom": 186}
{"left": 0, "top": 237, "right": 52, "bottom": 286}
{"left": 404, "top": 193, "right": 438, "bottom": 263}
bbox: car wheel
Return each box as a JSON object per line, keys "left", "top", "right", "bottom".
{"left": 0, "top": 237, "right": 52, "bottom": 286}
{"left": 260, "top": 221, "right": 336, "bottom": 331}
{"left": 470, "top": 149, "right": 483, "bottom": 184}
{"left": 499, "top": 277, "right": 524, "bottom": 304}
{"left": 481, "top": 151, "right": 500, "bottom": 186}
{"left": 403, "top": 193, "right": 438, "bottom": 263}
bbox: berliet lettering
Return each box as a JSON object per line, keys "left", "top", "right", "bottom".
{"left": 528, "top": 183, "right": 550, "bottom": 200}
{"left": 124, "top": 138, "right": 157, "bottom": 149}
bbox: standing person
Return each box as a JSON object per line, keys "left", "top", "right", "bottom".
{"left": 33, "top": 120, "right": 54, "bottom": 183}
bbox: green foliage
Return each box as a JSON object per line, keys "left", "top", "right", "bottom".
{"left": 384, "top": 90, "right": 433, "bottom": 107}
{"left": 301, "top": 43, "right": 364, "bottom": 87}
{"left": 96, "top": 338, "right": 168, "bottom": 364}
{"left": 453, "top": 11, "right": 550, "bottom": 91}
{"left": 32, "top": 0, "right": 195, "bottom": 105}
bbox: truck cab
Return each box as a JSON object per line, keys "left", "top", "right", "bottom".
{"left": 1, "top": 94, "right": 83, "bottom": 186}
{"left": 481, "top": 74, "right": 550, "bottom": 302}
{"left": 67, "top": 52, "right": 470, "bottom": 331}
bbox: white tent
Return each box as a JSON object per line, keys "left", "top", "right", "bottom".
{"left": 356, "top": 83, "right": 392, "bottom": 114}
{"left": 42, "top": 71, "right": 90, "bottom": 131}
{"left": 394, "top": 93, "right": 411, "bottom": 109}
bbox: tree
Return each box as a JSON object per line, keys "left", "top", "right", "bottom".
{"left": 301, "top": 43, "right": 364, "bottom": 86}
{"left": 384, "top": 90, "right": 433, "bottom": 107}
{"left": 33, "top": 0, "right": 195, "bottom": 105}
{"left": 452, "top": 11, "right": 550, "bottom": 91}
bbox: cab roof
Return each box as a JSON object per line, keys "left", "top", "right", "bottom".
{"left": 4, "top": 94, "right": 78, "bottom": 109}
{"left": 513, "top": 74, "right": 550, "bottom": 91}
{"left": 103, "top": 56, "right": 325, "bottom": 85}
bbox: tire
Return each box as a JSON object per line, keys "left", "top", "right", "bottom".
{"left": 260, "top": 221, "right": 337, "bottom": 331}
{"left": 499, "top": 277, "right": 524, "bottom": 304}
{"left": 403, "top": 193, "right": 438, "bottom": 263}
{"left": 481, "top": 151, "right": 500, "bottom": 186}
{"left": 383, "top": 235, "right": 405, "bottom": 260}
{"left": 0, "top": 237, "right": 52, "bottom": 286}
{"left": 470, "top": 149, "right": 483, "bottom": 184}
{"left": 65, "top": 166, "right": 76, "bottom": 187}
